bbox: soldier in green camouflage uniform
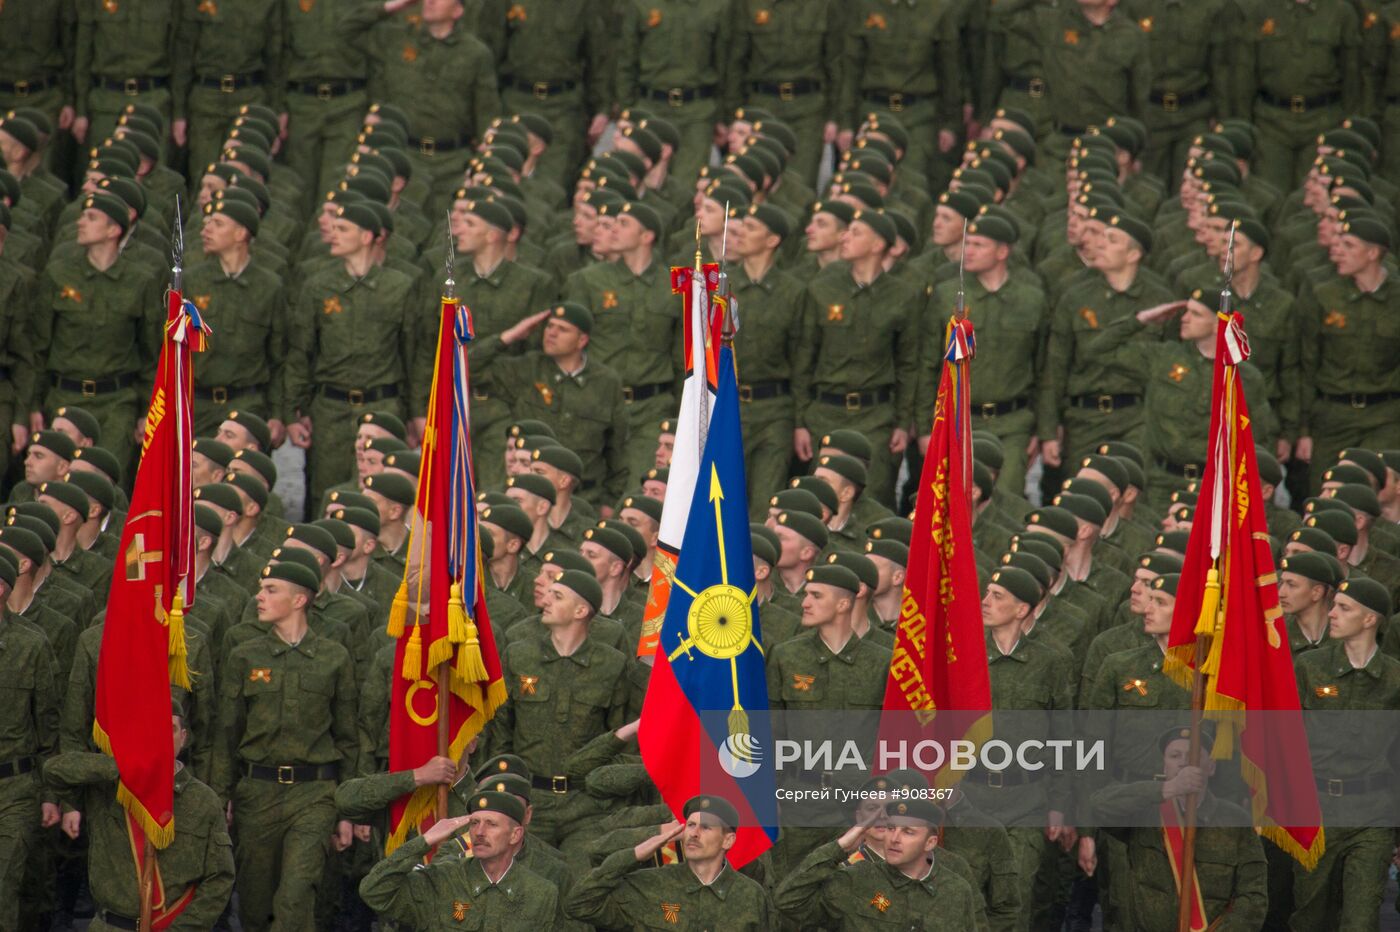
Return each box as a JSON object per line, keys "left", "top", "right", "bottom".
{"left": 73, "top": 0, "right": 185, "bottom": 146}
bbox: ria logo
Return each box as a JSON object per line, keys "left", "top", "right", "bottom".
{"left": 718, "top": 732, "right": 762, "bottom": 779}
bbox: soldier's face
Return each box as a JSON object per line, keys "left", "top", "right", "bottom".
{"left": 581, "top": 542, "right": 622, "bottom": 581}
{"left": 1332, "top": 235, "right": 1380, "bottom": 278}
{"left": 541, "top": 318, "right": 585, "bottom": 357}
{"left": 328, "top": 219, "right": 370, "bottom": 257}
{"left": 572, "top": 204, "right": 599, "bottom": 244}
{"left": 504, "top": 445, "right": 532, "bottom": 475}
{"left": 196, "top": 174, "right": 226, "bottom": 209}
{"left": 1179, "top": 301, "right": 1216, "bottom": 342}
{"left": 610, "top": 214, "right": 646, "bottom": 253}
{"left": 0, "top": 130, "right": 25, "bottom": 170}
{"left": 682, "top": 813, "right": 733, "bottom": 861}
{"left": 356, "top": 447, "right": 386, "bottom": 480}
{"left": 1328, "top": 594, "right": 1377, "bottom": 640}
{"left": 541, "top": 583, "right": 587, "bottom": 626}
{"left": 365, "top": 490, "right": 395, "bottom": 529}
{"left": 882, "top": 823, "right": 936, "bottom": 870}
{"left": 805, "top": 213, "right": 843, "bottom": 252}
{"left": 23, "top": 446, "right": 65, "bottom": 484}
{"left": 1278, "top": 573, "right": 1324, "bottom": 615}
{"left": 50, "top": 416, "right": 86, "bottom": 448}
{"left": 773, "top": 525, "right": 809, "bottom": 571}
{"left": 654, "top": 433, "right": 675, "bottom": 469}
{"left": 801, "top": 583, "right": 848, "bottom": 626}
{"left": 619, "top": 508, "right": 659, "bottom": 546}
{"left": 216, "top": 420, "right": 254, "bottom": 452}
{"left": 200, "top": 212, "right": 244, "bottom": 254}
{"left": 1079, "top": 220, "right": 1105, "bottom": 260}
{"left": 467, "top": 811, "right": 522, "bottom": 859}
{"left": 980, "top": 584, "right": 1025, "bottom": 629}
{"left": 726, "top": 121, "right": 754, "bottom": 154}
{"left": 256, "top": 579, "right": 303, "bottom": 622}
{"left": 961, "top": 235, "right": 1005, "bottom": 274}
{"left": 642, "top": 478, "right": 667, "bottom": 501}
{"left": 1144, "top": 591, "right": 1175, "bottom": 634}
{"left": 1129, "top": 569, "right": 1158, "bottom": 615}
{"left": 421, "top": 0, "right": 463, "bottom": 25}
{"left": 838, "top": 221, "right": 882, "bottom": 262}
{"left": 505, "top": 487, "right": 549, "bottom": 521}
{"left": 172, "top": 716, "right": 188, "bottom": 758}
{"left": 75, "top": 208, "right": 120, "bottom": 247}
{"left": 191, "top": 452, "right": 223, "bottom": 487}
{"left": 1094, "top": 228, "right": 1139, "bottom": 272}
{"left": 697, "top": 198, "right": 726, "bottom": 237}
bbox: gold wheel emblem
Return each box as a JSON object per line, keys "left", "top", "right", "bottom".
{"left": 685, "top": 584, "right": 754, "bottom": 659}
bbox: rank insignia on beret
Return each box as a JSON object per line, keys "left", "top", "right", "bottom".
{"left": 193, "top": 294, "right": 211, "bottom": 312}
{"left": 1323, "top": 309, "right": 1347, "bottom": 329}
{"left": 660, "top": 903, "right": 680, "bottom": 923}
{"left": 827, "top": 304, "right": 845, "bottom": 322}
{"left": 59, "top": 285, "right": 82, "bottom": 304}
{"left": 791, "top": 674, "right": 815, "bottom": 691}
{"left": 518, "top": 674, "right": 539, "bottom": 695}
{"left": 249, "top": 668, "right": 272, "bottom": 684}
{"left": 452, "top": 901, "right": 471, "bottom": 921}
{"left": 871, "top": 892, "right": 892, "bottom": 912}
{"left": 402, "top": 44, "right": 418, "bottom": 63}
{"left": 1315, "top": 685, "right": 1339, "bottom": 698}
{"left": 601, "top": 290, "right": 618, "bottom": 309}
{"left": 754, "top": 9, "right": 770, "bottom": 24}
{"left": 1078, "top": 307, "right": 1099, "bottom": 329}
{"left": 647, "top": 8, "right": 662, "bottom": 27}
{"left": 1391, "top": 21, "right": 1400, "bottom": 39}
{"left": 1123, "top": 678, "right": 1147, "bottom": 696}
{"left": 534, "top": 382, "right": 554, "bottom": 406}
{"left": 322, "top": 296, "right": 343, "bottom": 316}
{"left": 865, "top": 12, "right": 887, "bottom": 29}
{"left": 197, "top": 0, "right": 218, "bottom": 14}
{"left": 506, "top": 3, "right": 526, "bottom": 21}
{"left": 1365, "top": 11, "right": 1378, "bottom": 29}
{"left": 1063, "top": 28, "right": 1079, "bottom": 45}
{"left": 1138, "top": 16, "right": 1152, "bottom": 31}
{"left": 299, "top": 0, "right": 314, "bottom": 12}
{"left": 1169, "top": 363, "right": 1188, "bottom": 383}
{"left": 1260, "top": 17, "right": 1275, "bottom": 35}
{"left": 102, "top": 0, "right": 118, "bottom": 12}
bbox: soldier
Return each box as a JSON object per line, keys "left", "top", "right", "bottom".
{"left": 340, "top": 0, "right": 500, "bottom": 212}
{"left": 188, "top": 196, "right": 286, "bottom": 438}
{"left": 1090, "top": 722, "right": 1268, "bottom": 932}
{"left": 214, "top": 560, "right": 358, "bottom": 932}
{"left": 567, "top": 794, "right": 777, "bottom": 929}
{"left": 480, "top": 503, "right": 536, "bottom": 610}
{"left": 286, "top": 201, "right": 421, "bottom": 506}
{"left": 10, "top": 430, "right": 74, "bottom": 504}
{"left": 72, "top": 0, "right": 185, "bottom": 146}
{"left": 1036, "top": 0, "right": 1150, "bottom": 158}
{"left": 1277, "top": 551, "right": 1340, "bottom": 656}
{"left": 33, "top": 192, "right": 165, "bottom": 472}
{"left": 795, "top": 208, "right": 922, "bottom": 507}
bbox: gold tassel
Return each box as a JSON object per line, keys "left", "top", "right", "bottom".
{"left": 455, "top": 634, "right": 487, "bottom": 683}
{"left": 401, "top": 623, "right": 422, "bottom": 681}
{"left": 728, "top": 708, "right": 750, "bottom": 742}
{"left": 1194, "top": 567, "right": 1221, "bottom": 637}
{"left": 386, "top": 580, "right": 410, "bottom": 639}
{"left": 167, "top": 591, "right": 190, "bottom": 690}
{"left": 448, "top": 582, "right": 468, "bottom": 644}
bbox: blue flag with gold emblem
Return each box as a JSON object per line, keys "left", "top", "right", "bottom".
{"left": 638, "top": 345, "right": 778, "bottom": 867}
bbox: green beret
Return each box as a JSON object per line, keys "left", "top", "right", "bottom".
{"left": 1138, "top": 552, "right": 1184, "bottom": 576}
{"left": 327, "top": 489, "right": 376, "bottom": 513}
{"left": 0, "top": 525, "right": 44, "bottom": 565}
{"left": 971, "top": 460, "right": 994, "bottom": 499}
{"left": 509, "top": 419, "right": 556, "bottom": 441}
{"left": 232, "top": 449, "right": 277, "bottom": 486}
{"left": 637, "top": 115, "right": 680, "bottom": 150}
{"left": 1254, "top": 447, "right": 1283, "bottom": 486}
{"left": 620, "top": 494, "right": 662, "bottom": 523}
{"left": 224, "top": 473, "right": 267, "bottom": 509}
{"left": 193, "top": 483, "right": 242, "bottom": 514}
{"left": 966, "top": 213, "right": 1018, "bottom": 245}
{"left": 825, "top": 551, "right": 878, "bottom": 591}
{"left": 1337, "top": 448, "right": 1388, "bottom": 487}
{"left": 225, "top": 410, "right": 271, "bottom": 451}
{"left": 365, "top": 100, "right": 409, "bottom": 131}
{"left": 52, "top": 405, "right": 101, "bottom": 443}
{"left": 1279, "top": 551, "right": 1341, "bottom": 588}
{"left": 805, "top": 563, "right": 859, "bottom": 593}
{"left": 526, "top": 446, "right": 581, "bottom": 482}
{"left": 816, "top": 454, "right": 867, "bottom": 489}
{"left": 937, "top": 189, "right": 984, "bottom": 222}
{"left": 819, "top": 429, "right": 873, "bottom": 463}
{"left": 35, "top": 481, "right": 89, "bottom": 518}
{"left": 1092, "top": 206, "right": 1152, "bottom": 252}
{"left": 361, "top": 200, "right": 393, "bottom": 236}
{"left": 336, "top": 201, "right": 382, "bottom": 236}
{"left": 97, "top": 176, "right": 144, "bottom": 212}
{"left": 1026, "top": 506, "right": 1080, "bottom": 539}
{"left": 260, "top": 559, "right": 320, "bottom": 593}
{"left": 477, "top": 771, "right": 532, "bottom": 800}
{"left": 884, "top": 797, "right": 942, "bottom": 827}
{"left": 311, "top": 518, "right": 355, "bottom": 552}
{"left": 0, "top": 116, "right": 40, "bottom": 152}
{"left": 1305, "top": 511, "right": 1357, "bottom": 546}
{"left": 462, "top": 788, "right": 525, "bottom": 825}
{"left": 750, "top": 532, "right": 777, "bottom": 567}
{"left": 1052, "top": 492, "right": 1107, "bottom": 528}
{"left": 1011, "top": 533, "right": 1064, "bottom": 567}
{"left": 30, "top": 429, "right": 76, "bottom": 461}
{"left": 286, "top": 523, "right": 337, "bottom": 562}
{"left": 191, "top": 503, "right": 224, "bottom": 539}
{"left": 1060, "top": 479, "right": 1113, "bottom": 520}
{"left": 1322, "top": 464, "right": 1371, "bottom": 489}
{"left": 644, "top": 467, "right": 669, "bottom": 485}
{"left": 746, "top": 203, "right": 793, "bottom": 239}
{"left": 554, "top": 568, "right": 602, "bottom": 613}
{"left": 811, "top": 199, "right": 856, "bottom": 226}
{"left": 1077, "top": 454, "right": 1129, "bottom": 493}
{"left": 989, "top": 566, "right": 1041, "bottom": 606}
{"left": 846, "top": 152, "right": 893, "bottom": 186}
{"left": 683, "top": 794, "right": 740, "bottom": 831}
{"left": 953, "top": 165, "right": 999, "bottom": 194}
{"left": 597, "top": 520, "right": 646, "bottom": 566}
{"left": 549, "top": 301, "right": 593, "bottom": 335}
{"left": 864, "top": 538, "right": 909, "bottom": 566}
{"left": 1332, "top": 484, "right": 1381, "bottom": 518}
{"left": 866, "top": 516, "right": 913, "bottom": 545}
{"left": 474, "top": 753, "right": 532, "bottom": 782}
{"left": 768, "top": 488, "right": 824, "bottom": 519}
{"left": 1340, "top": 576, "right": 1394, "bottom": 617}
{"left": 583, "top": 525, "right": 633, "bottom": 564}
{"left": 358, "top": 410, "right": 407, "bottom": 440}
{"left": 1151, "top": 573, "right": 1181, "bottom": 596}
{"left": 460, "top": 195, "right": 511, "bottom": 233}
{"left": 1288, "top": 526, "right": 1337, "bottom": 557}
{"left": 1340, "top": 212, "right": 1391, "bottom": 249}
{"left": 1000, "top": 551, "right": 1052, "bottom": 590}
{"left": 778, "top": 510, "right": 829, "bottom": 548}
{"left": 539, "top": 549, "right": 591, "bottom": 577}
{"left": 66, "top": 471, "right": 114, "bottom": 512}
{"left": 204, "top": 195, "right": 259, "bottom": 234}
{"left": 506, "top": 473, "right": 557, "bottom": 505}
{"left": 8, "top": 505, "right": 57, "bottom": 542}
{"left": 972, "top": 437, "right": 1004, "bottom": 472}
{"left": 617, "top": 201, "right": 662, "bottom": 236}
{"left": 362, "top": 437, "right": 407, "bottom": 458}
{"left": 364, "top": 473, "right": 416, "bottom": 507}
{"left": 1158, "top": 721, "right": 1216, "bottom": 754}
{"left": 331, "top": 506, "right": 380, "bottom": 536}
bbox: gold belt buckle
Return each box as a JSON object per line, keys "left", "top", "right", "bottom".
{"left": 551, "top": 775, "right": 569, "bottom": 794}
{"left": 220, "top": 74, "right": 236, "bottom": 93}
{"left": 1290, "top": 94, "right": 1306, "bottom": 114}
{"left": 123, "top": 77, "right": 140, "bottom": 96}
{"left": 980, "top": 402, "right": 998, "bottom": 419}
{"left": 81, "top": 379, "right": 98, "bottom": 398}
{"left": 986, "top": 770, "right": 1004, "bottom": 789}
{"left": 533, "top": 81, "right": 550, "bottom": 100}
{"left": 277, "top": 765, "right": 296, "bottom": 785}
{"left": 1096, "top": 395, "right": 1114, "bottom": 414}
{"left": 845, "top": 392, "right": 862, "bottom": 412}
{"left": 738, "top": 384, "right": 754, "bottom": 403}
{"left": 13, "top": 80, "right": 29, "bottom": 97}
{"left": 1182, "top": 463, "right": 1199, "bottom": 480}
{"left": 1162, "top": 91, "right": 1179, "bottom": 112}
{"left": 419, "top": 136, "right": 436, "bottom": 156}
{"left": 1327, "top": 778, "right": 1344, "bottom": 798}
{"left": 622, "top": 386, "right": 635, "bottom": 402}
{"left": 888, "top": 91, "right": 904, "bottom": 112}
{"left": 1350, "top": 393, "right": 1367, "bottom": 409}
{"left": 667, "top": 87, "right": 685, "bottom": 107}
{"left": 211, "top": 386, "right": 228, "bottom": 404}
{"left": 316, "top": 82, "right": 333, "bottom": 100}
{"left": 1028, "top": 77, "right": 1045, "bottom": 99}
{"left": 347, "top": 389, "right": 365, "bottom": 406}
{"left": 778, "top": 81, "right": 795, "bottom": 102}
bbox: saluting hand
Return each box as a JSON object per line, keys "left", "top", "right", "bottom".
{"left": 633, "top": 820, "right": 685, "bottom": 862}
{"left": 615, "top": 719, "right": 641, "bottom": 742}
{"left": 501, "top": 310, "right": 551, "bottom": 346}
{"left": 1135, "top": 300, "right": 1189, "bottom": 326}
{"left": 836, "top": 807, "right": 884, "bottom": 853}
{"left": 422, "top": 814, "right": 472, "bottom": 847}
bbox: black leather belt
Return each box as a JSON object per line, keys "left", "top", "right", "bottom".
{"left": 244, "top": 762, "right": 339, "bottom": 784}
{"left": 817, "top": 386, "right": 894, "bottom": 411}
{"left": 1157, "top": 459, "right": 1203, "bottom": 480}
{"left": 0, "top": 757, "right": 35, "bottom": 780}
{"left": 322, "top": 385, "right": 399, "bottom": 405}
{"left": 510, "top": 77, "right": 579, "bottom": 99}
{"left": 287, "top": 78, "right": 367, "bottom": 99}
{"left": 1320, "top": 391, "right": 1400, "bottom": 408}
{"left": 408, "top": 133, "right": 469, "bottom": 156}
{"left": 530, "top": 773, "right": 572, "bottom": 794}
{"left": 1004, "top": 75, "right": 1047, "bottom": 99}
{"left": 1258, "top": 90, "right": 1340, "bottom": 114}
{"left": 749, "top": 79, "right": 823, "bottom": 100}
{"left": 864, "top": 89, "right": 925, "bottom": 112}
{"left": 197, "top": 71, "right": 265, "bottom": 92}
{"left": 0, "top": 75, "right": 57, "bottom": 97}
{"left": 738, "top": 379, "right": 791, "bottom": 402}
{"left": 1058, "top": 124, "right": 1088, "bottom": 136}
{"left": 1069, "top": 393, "right": 1140, "bottom": 413}
{"left": 94, "top": 75, "right": 170, "bottom": 94}
{"left": 974, "top": 768, "right": 1044, "bottom": 788}
{"left": 621, "top": 381, "right": 671, "bottom": 403}
{"left": 974, "top": 397, "right": 1029, "bottom": 419}
{"left": 1316, "top": 773, "right": 1391, "bottom": 797}
{"left": 98, "top": 912, "right": 140, "bottom": 930}
{"left": 1150, "top": 86, "right": 1209, "bottom": 112}
{"left": 641, "top": 84, "right": 717, "bottom": 106}
{"left": 194, "top": 383, "right": 265, "bottom": 403}
{"left": 55, "top": 373, "right": 137, "bottom": 396}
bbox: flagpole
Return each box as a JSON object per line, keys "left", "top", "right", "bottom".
{"left": 1176, "top": 221, "right": 1237, "bottom": 932}
{"left": 436, "top": 217, "right": 457, "bottom": 824}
